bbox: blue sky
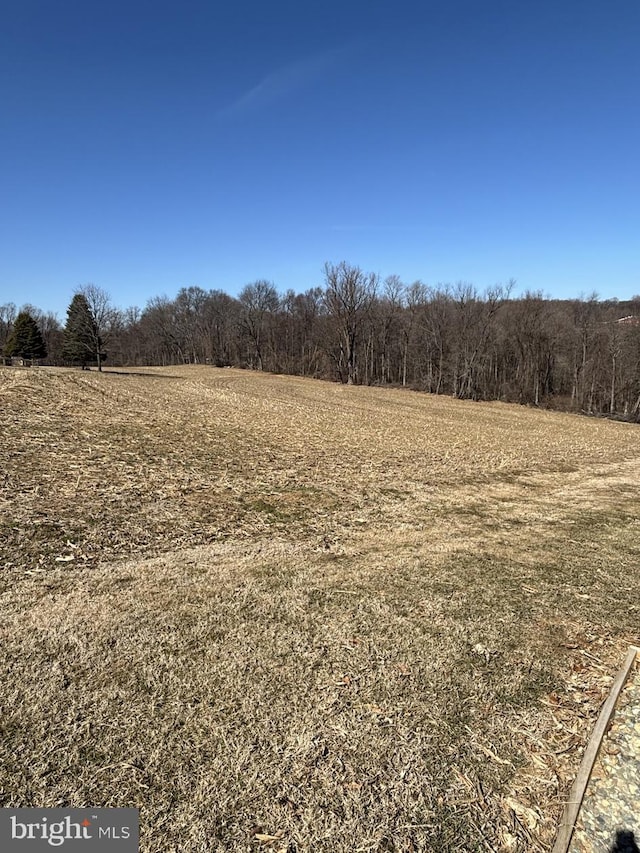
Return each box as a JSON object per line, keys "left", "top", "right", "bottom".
{"left": 1, "top": 0, "right": 639, "bottom": 318}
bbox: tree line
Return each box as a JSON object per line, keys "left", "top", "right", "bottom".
{"left": 2, "top": 262, "right": 640, "bottom": 418}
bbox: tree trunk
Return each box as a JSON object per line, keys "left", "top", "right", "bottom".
{"left": 346, "top": 331, "right": 356, "bottom": 385}
{"left": 610, "top": 353, "right": 616, "bottom": 413}
{"left": 402, "top": 342, "right": 408, "bottom": 387}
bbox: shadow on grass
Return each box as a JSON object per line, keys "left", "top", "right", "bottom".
{"left": 103, "top": 370, "right": 182, "bottom": 380}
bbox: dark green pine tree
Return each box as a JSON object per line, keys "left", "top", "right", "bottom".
{"left": 63, "top": 294, "right": 99, "bottom": 368}
{"left": 3, "top": 311, "right": 47, "bottom": 360}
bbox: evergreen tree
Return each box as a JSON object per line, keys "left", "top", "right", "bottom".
{"left": 63, "top": 294, "right": 99, "bottom": 368}
{"left": 3, "top": 311, "right": 47, "bottom": 360}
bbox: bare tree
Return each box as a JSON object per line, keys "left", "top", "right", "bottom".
{"left": 141, "top": 296, "right": 186, "bottom": 364}
{"left": 287, "top": 287, "right": 326, "bottom": 376}
{"left": 569, "top": 293, "right": 599, "bottom": 409}
{"left": 238, "top": 281, "right": 279, "bottom": 371}
{"left": 173, "top": 286, "right": 211, "bottom": 363}
{"left": 451, "top": 281, "right": 511, "bottom": 399}
{"left": 421, "top": 285, "right": 453, "bottom": 393}
{"left": 204, "top": 290, "right": 241, "bottom": 366}
{"left": 79, "top": 284, "right": 117, "bottom": 371}
{"left": 0, "top": 303, "right": 17, "bottom": 352}
{"left": 400, "top": 281, "right": 427, "bottom": 387}
{"left": 607, "top": 314, "right": 623, "bottom": 414}
{"left": 323, "top": 261, "right": 378, "bottom": 385}
{"left": 375, "top": 275, "right": 405, "bottom": 384}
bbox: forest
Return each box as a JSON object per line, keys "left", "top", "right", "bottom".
{"left": 2, "top": 261, "right": 640, "bottom": 418}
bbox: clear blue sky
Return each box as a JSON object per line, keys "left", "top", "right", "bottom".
{"left": 1, "top": 0, "right": 639, "bottom": 318}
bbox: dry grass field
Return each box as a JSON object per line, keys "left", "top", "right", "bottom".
{"left": 1, "top": 365, "right": 639, "bottom": 852}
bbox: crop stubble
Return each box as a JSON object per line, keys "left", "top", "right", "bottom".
{"left": 1, "top": 366, "right": 639, "bottom": 852}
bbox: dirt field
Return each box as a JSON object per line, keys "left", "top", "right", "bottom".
{"left": 1, "top": 365, "right": 639, "bottom": 852}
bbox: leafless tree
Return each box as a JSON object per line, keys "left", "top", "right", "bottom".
{"left": 239, "top": 281, "right": 279, "bottom": 371}
{"left": 0, "top": 303, "right": 17, "bottom": 352}
{"left": 141, "top": 296, "right": 186, "bottom": 364}
{"left": 400, "top": 281, "right": 427, "bottom": 387}
{"left": 323, "top": 261, "right": 378, "bottom": 385}
{"left": 204, "top": 290, "right": 241, "bottom": 366}
{"left": 79, "top": 284, "right": 117, "bottom": 371}
{"left": 450, "top": 281, "right": 512, "bottom": 399}
{"left": 374, "top": 275, "right": 405, "bottom": 384}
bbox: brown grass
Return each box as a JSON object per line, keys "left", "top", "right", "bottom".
{"left": 1, "top": 365, "right": 639, "bottom": 851}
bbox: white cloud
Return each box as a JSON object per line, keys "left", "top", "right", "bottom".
{"left": 218, "top": 42, "right": 361, "bottom": 119}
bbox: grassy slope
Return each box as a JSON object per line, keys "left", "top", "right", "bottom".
{"left": 1, "top": 365, "right": 639, "bottom": 852}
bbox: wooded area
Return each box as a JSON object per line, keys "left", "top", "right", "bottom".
{"left": 3, "top": 264, "right": 640, "bottom": 418}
